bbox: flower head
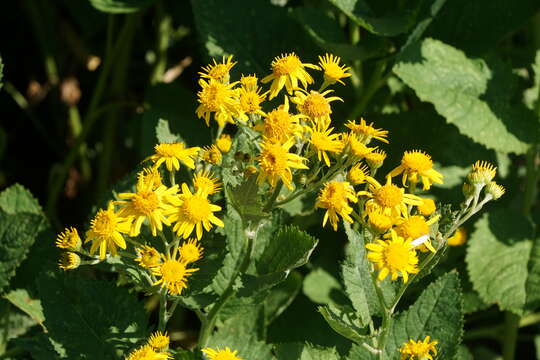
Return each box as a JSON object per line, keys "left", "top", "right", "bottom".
{"left": 237, "top": 86, "right": 267, "bottom": 121}
{"left": 152, "top": 251, "right": 198, "bottom": 295}
{"left": 307, "top": 121, "right": 344, "bottom": 167}
{"left": 366, "top": 230, "right": 419, "bottom": 283}
{"left": 389, "top": 150, "right": 443, "bottom": 190}
{"left": 316, "top": 181, "right": 358, "bottom": 231}
{"left": 179, "top": 238, "right": 204, "bottom": 264}
{"left": 367, "top": 209, "right": 394, "bottom": 234}
{"left": 485, "top": 181, "right": 505, "bottom": 200}
{"left": 196, "top": 79, "right": 239, "bottom": 127}
{"left": 358, "top": 177, "right": 422, "bottom": 218}
{"left": 139, "top": 167, "right": 163, "bottom": 190}
{"left": 216, "top": 134, "right": 232, "bottom": 153}
{"left": 262, "top": 52, "right": 319, "bottom": 99}
{"left": 399, "top": 336, "right": 438, "bottom": 360}
{"left": 56, "top": 227, "right": 82, "bottom": 250}
{"left": 166, "top": 184, "right": 224, "bottom": 239}
{"left": 256, "top": 98, "right": 304, "bottom": 143}
{"left": 394, "top": 215, "right": 439, "bottom": 253}
{"left": 146, "top": 143, "right": 200, "bottom": 172}
{"left": 86, "top": 202, "right": 131, "bottom": 259}
{"left": 199, "top": 55, "right": 237, "bottom": 83}
{"left": 240, "top": 74, "right": 259, "bottom": 91}
{"left": 125, "top": 344, "right": 171, "bottom": 360}
{"left": 202, "top": 347, "right": 243, "bottom": 360}
{"left": 318, "top": 53, "right": 351, "bottom": 88}
{"left": 346, "top": 119, "right": 388, "bottom": 144}
{"left": 193, "top": 170, "right": 222, "bottom": 196}
{"left": 347, "top": 163, "right": 373, "bottom": 185}
{"left": 148, "top": 331, "right": 170, "bottom": 350}
{"left": 291, "top": 89, "right": 342, "bottom": 125}
{"left": 256, "top": 137, "right": 309, "bottom": 190}
{"left": 58, "top": 252, "right": 81, "bottom": 270}
{"left": 448, "top": 227, "right": 467, "bottom": 246}
{"left": 135, "top": 245, "right": 161, "bottom": 269}
{"left": 365, "top": 149, "right": 387, "bottom": 169}
{"left": 417, "top": 198, "right": 436, "bottom": 217}
{"left": 202, "top": 145, "right": 223, "bottom": 165}
{"left": 344, "top": 132, "right": 376, "bottom": 159}
{"left": 468, "top": 160, "right": 497, "bottom": 184}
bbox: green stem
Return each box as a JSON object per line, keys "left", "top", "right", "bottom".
{"left": 263, "top": 182, "right": 283, "bottom": 212}
{"left": 150, "top": 3, "right": 172, "bottom": 84}
{"left": 348, "top": 61, "right": 388, "bottom": 119}
{"left": 502, "top": 312, "right": 519, "bottom": 360}
{"left": 68, "top": 106, "right": 91, "bottom": 181}
{"left": 158, "top": 291, "right": 168, "bottom": 332}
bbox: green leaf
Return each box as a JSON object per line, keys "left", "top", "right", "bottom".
{"left": 155, "top": 118, "right": 182, "bottom": 144}
{"left": 0, "top": 211, "right": 44, "bottom": 293}
{"left": 303, "top": 268, "right": 343, "bottom": 306}
{"left": 13, "top": 334, "right": 64, "bottom": 360}
{"left": 0, "top": 184, "right": 43, "bottom": 215}
{"left": 345, "top": 344, "right": 376, "bottom": 360}
{"left": 526, "top": 236, "right": 540, "bottom": 310}
{"left": 207, "top": 326, "right": 273, "bottom": 360}
{"left": 37, "top": 272, "right": 148, "bottom": 359}
{"left": 275, "top": 342, "right": 340, "bottom": 360}
{"left": 327, "top": 0, "right": 425, "bottom": 36}
{"left": 4, "top": 289, "right": 45, "bottom": 329}
{"left": 384, "top": 273, "right": 463, "bottom": 360}
{"left": 88, "top": 0, "right": 155, "bottom": 13}
{"left": 393, "top": 38, "right": 538, "bottom": 154}
{"left": 256, "top": 225, "right": 318, "bottom": 275}
{"left": 318, "top": 305, "right": 368, "bottom": 344}
{"left": 466, "top": 209, "right": 533, "bottom": 314}
{"left": 0, "top": 302, "right": 38, "bottom": 354}
{"left": 524, "top": 50, "right": 540, "bottom": 111}
{"left": 264, "top": 271, "right": 303, "bottom": 326}
{"left": 226, "top": 175, "right": 268, "bottom": 223}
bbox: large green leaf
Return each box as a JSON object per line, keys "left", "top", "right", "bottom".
{"left": 318, "top": 305, "right": 368, "bottom": 344}
{"left": 466, "top": 209, "right": 534, "bottom": 314}
{"left": 264, "top": 272, "right": 303, "bottom": 326}
{"left": 384, "top": 273, "right": 463, "bottom": 359}
{"left": 4, "top": 289, "right": 45, "bottom": 329}
{"left": 0, "top": 183, "right": 43, "bottom": 215}
{"left": 88, "top": 0, "right": 155, "bottom": 13}
{"left": 276, "top": 342, "right": 340, "bottom": 360}
{"left": 303, "top": 267, "right": 343, "bottom": 306}
{"left": 394, "top": 38, "right": 538, "bottom": 154}
{"left": 37, "top": 272, "right": 148, "bottom": 359}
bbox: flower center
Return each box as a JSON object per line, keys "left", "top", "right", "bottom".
{"left": 239, "top": 91, "right": 261, "bottom": 112}
{"left": 265, "top": 109, "right": 294, "bottom": 139}
{"left": 208, "top": 64, "right": 230, "bottom": 81}
{"left": 182, "top": 195, "right": 212, "bottom": 223}
{"left": 181, "top": 244, "right": 201, "bottom": 263}
{"left": 200, "top": 82, "right": 229, "bottom": 111}
{"left": 140, "top": 248, "right": 160, "bottom": 267}
{"left": 374, "top": 184, "right": 403, "bottom": 208}
{"left": 160, "top": 260, "right": 188, "bottom": 283}
{"left": 132, "top": 191, "right": 159, "bottom": 215}
{"left": 324, "top": 63, "right": 344, "bottom": 79}
{"left": 273, "top": 55, "right": 301, "bottom": 76}
{"left": 311, "top": 132, "right": 332, "bottom": 151}
{"left": 323, "top": 183, "right": 347, "bottom": 210}
{"left": 302, "top": 92, "right": 330, "bottom": 118}
{"left": 402, "top": 152, "right": 432, "bottom": 172}
{"left": 92, "top": 210, "right": 117, "bottom": 237}
{"left": 260, "top": 145, "right": 288, "bottom": 172}
{"left": 156, "top": 143, "right": 184, "bottom": 157}
{"left": 396, "top": 216, "right": 429, "bottom": 239}
{"left": 385, "top": 242, "right": 410, "bottom": 270}
{"left": 368, "top": 211, "right": 392, "bottom": 231}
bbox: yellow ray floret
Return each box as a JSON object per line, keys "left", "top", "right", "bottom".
{"left": 151, "top": 251, "right": 198, "bottom": 295}
{"left": 399, "top": 336, "right": 438, "bottom": 360}
{"left": 125, "top": 344, "right": 172, "bottom": 360}
{"left": 58, "top": 252, "right": 81, "bottom": 270}
{"left": 262, "top": 52, "right": 319, "bottom": 99}
{"left": 116, "top": 175, "right": 179, "bottom": 237}
{"left": 366, "top": 229, "right": 419, "bottom": 283}
{"left": 307, "top": 121, "right": 344, "bottom": 167}
{"left": 256, "top": 137, "right": 309, "bottom": 190}
{"left": 364, "top": 149, "right": 387, "bottom": 169}
{"left": 166, "top": 184, "right": 224, "bottom": 239}
{"left": 345, "top": 118, "right": 388, "bottom": 144}
{"left": 389, "top": 150, "right": 443, "bottom": 190}
{"left": 417, "top": 198, "right": 436, "bottom": 216}
{"left": 343, "top": 132, "right": 376, "bottom": 159}
{"left": 179, "top": 238, "right": 204, "bottom": 264}
{"left": 202, "top": 347, "right": 243, "bottom": 360}
{"left": 86, "top": 202, "right": 131, "bottom": 259}
{"left": 468, "top": 160, "right": 497, "bottom": 184}
{"left": 240, "top": 74, "right": 259, "bottom": 91}
{"left": 135, "top": 245, "right": 161, "bottom": 269}
{"left": 254, "top": 97, "right": 304, "bottom": 143}
{"left": 316, "top": 181, "right": 358, "bottom": 231}
{"left": 358, "top": 177, "right": 422, "bottom": 218}
{"left": 447, "top": 227, "right": 467, "bottom": 246}
{"left": 237, "top": 86, "right": 267, "bottom": 122}
{"left": 290, "top": 89, "right": 342, "bottom": 125}
{"left": 199, "top": 55, "right": 237, "bottom": 83}
{"left": 216, "top": 134, "right": 232, "bottom": 153}
{"left": 56, "top": 227, "right": 82, "bottom": 250}
{"left": 347, "top": 163, "right": 374, "bottom": 185}
{"left": 196, "top": 79, "right": 239, "bottom": 127}
{"left": 147, "top": 331, "right": 170, "bottom": 350}
{"left": 146, "top": 143, "right": 200, "bottom": 172}
{"left": 193, "top": 170, "right": 222, "bottom": 196}
{"left": 394, "top": 215, "right": 440, "bottom": 253}
{"left": 201, "top": 144, "right": 222, "bottom": 165}
{"left": 318, "top": 53, "right": 351, "bottom": 88}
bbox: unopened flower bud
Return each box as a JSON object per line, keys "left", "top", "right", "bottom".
{"left": 365, "top": 150, "right": 386, "bottom": 169}
{"left": 59, "top": 252, "right": 81, "bottom": 270}
{"left": 485, "top": 181, "right": 505, "bottom": 200}
{"left": 216, "top": 134, "right": 232, "bottom": 153}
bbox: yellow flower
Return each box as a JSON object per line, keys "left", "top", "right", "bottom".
{"left": 86, "top": 202, "right": 131, "bottom": 259}
{"left": 202, "top": 347, "right": 243, "bottom": 360}
{"left": 485, "top": 181, "right": 505, "bottom": 200}
{"left": 148, "top": 331, "right": 170, "bottom": 350}
{"left": 447, "top": 227, "right": 467, "bottom": 246}
{"left": 366, "top": 209, "right": 394, "bottom": 234}
{"left": 135, "top": 245, "right": 161, "bottom": 269}
{"left": 262, "top": 52, "right": 319, "bottom": 99}
{"left": 166, "top": 184, "right": 224, "bottom": 239}
{"left": 255, "top": 97, "right": 304, "bottom": 143}
{"left": 58, "top": 252, "right": 81, "bottom": 270}
{"left": 199, "top": 55, "right": 237, "bottom": 83}
{"left": 196, "top": 79, "right": 239, "bottom": 127}
{"left": 202, "top": 145, "right": 223, "bottom": 165}
{"left": 468, "top": 160, "right": 497, "bottom": 184}
{"left": 290, "top": 89, "right": 342, "bottom": 125}
{"left": 179, "top": 238, "right": 204, "bottom": 264}
{"left": 364, "top": 149, "right": 387, "bottom": 169}
{"left": 399, "top": 336, "right": 438, "bottom": 360}
{"left": 389, "top": 150, "right": 443, "bottom": 190}
{"left": 307, "top": 121, "right": 344, "bottom": 167}
{"left": 345, "top": 118, "right": 389, "bottom": 144}
{"left": 193, "top": 170, "right": 222, "bottom": 196}
{"left": 240, "top": 74, "right": 259, "bottom": 91}
{"left": 139, "top": 167, "right": 163, "bottom": 190}
{"left": 56, "top": 227, "right": 82, "bottom": 250}
{"left": 237, "top": 86, "right": 267, "bottom": 122}
{"left": 216, "top": 134, "right": 233, "bottom": 153}
{"left": 318, "top": 53, "right": 351, "bottom": 88}
{"left": 417, "top": 198, "right": 436, "bottom": 217}
{"left": 366, "top": 230, "right": 419, "bottom": 283}
{"left": 152, "top": 251, "right": 198, "bottom": 295}
{"left": 347, "top": 163, "right": 373, "bottom": 185}
{"left": 125, "top": 344, "right": 172, "bottom": 360}
{"left": 256, "top": 137, "right": 309, "bottom": 190}
{"left": 116, "top": 176, "right": 179, "bottom": 237}
{"left": 343, "top": 132, "right": 376, "bottom": 159}
{"left": 315, "top": 181, "right": 358, "bottom": 231}
{"left": 146, "top": 143, "right": 201, "bottom": 172}
{"left": 394, "top": 215, "right": 440, "bottom": 253}
{"left": 358, "top": 177, "right": 422, "bottom": 218}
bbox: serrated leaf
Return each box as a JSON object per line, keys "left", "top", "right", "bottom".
{"left": 207, "top": 326, "right": 273, "bottom": 360}
{"left": 256, "top": 226, "right": 318, "bottom": 275}
{"left": 384, "top": 273, "right": 463, "bottom": 360}
{"left": 346, "top": 343, "right": 376, "bottom": 360}
{"left": 155, "top": 118, "right": 182, "bottom": 144}
{"left": 318, "top": 306, "right": 368, "bottom": 344}
{"left": 4, "top": 289, "right": 45, "bottom": 328}
{"left": 0, "top": 211, "right": 43, "bottom": 293}
{"left": 0, "top": 184, "right": 43, "bottom": 215}
{"left": 394, "top": 38, "right": 538, "bottom": 154}
{"left": 466, "top": 209, "right": 533, "bottom": 314}
{"left": 88, "top": 0, "right": 155, "bottom": 13}
{"left": 276, "top": 342, "right": 340, "bottom": 360}
{"left": 37, "top": 272, "right": 148, "bottom": 359}
{"left": 227, "top": 176, "right": 268, "bottom": 223}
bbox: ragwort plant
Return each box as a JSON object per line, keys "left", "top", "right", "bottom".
{"left": 51, "top": 54, "right": 503, "bottom": 359}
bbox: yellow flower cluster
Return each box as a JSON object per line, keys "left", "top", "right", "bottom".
{"left": 202, "top": 346, "right": 243, "bottom": 360}
{"left": 125, "top": 331, "right": 171, "bottom": 359}
{"left": 399, "top": 336, "right": 438, "bottom": 360}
